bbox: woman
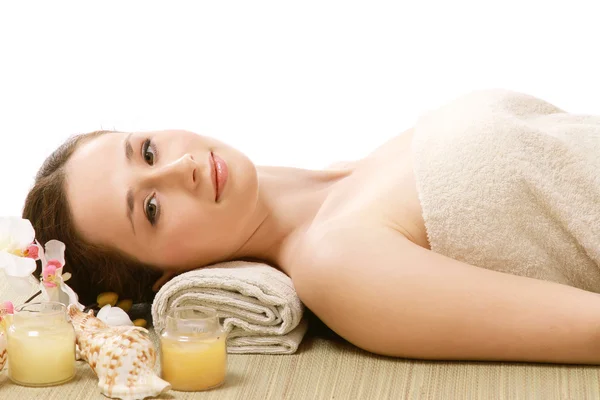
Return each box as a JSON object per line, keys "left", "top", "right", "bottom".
{"left": 23, "top": 89, "right": 600, "bottom": 364}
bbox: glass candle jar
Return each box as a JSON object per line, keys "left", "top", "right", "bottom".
{"left": 160, "top": 307, "right": 227, "bottom": 391}
{"left": 7, "top": 302, "right": 76, "bottom": 386}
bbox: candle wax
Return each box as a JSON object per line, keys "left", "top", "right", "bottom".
{"left": 7, "top": 326, "right": 76, "bottom": 386}
{"left": 160, "top": 334, "right": 227, "bottom": 391}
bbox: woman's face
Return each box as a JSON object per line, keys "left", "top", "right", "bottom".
{"left": 65, "top": 130, "right": 259, "bottom": 270}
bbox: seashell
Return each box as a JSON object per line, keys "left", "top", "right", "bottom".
{"left": 0, "top": 331, "right": 6, "bottom": 371}
{"left": 0, "top": 302, "right": 12, "bottom": 371}
{"left": 67, "top": 304, "right": 171, "bottom": 400}
{"left": 97, "top": 304, "right": 134, "bottom": 327}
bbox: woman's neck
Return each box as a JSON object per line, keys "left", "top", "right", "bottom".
{"left": 229, "top": 165, "right": 351, "bottom": 269}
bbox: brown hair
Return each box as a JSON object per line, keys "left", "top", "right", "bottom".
{"left": 22, "top": 130, "right": 162, "bottom": 306}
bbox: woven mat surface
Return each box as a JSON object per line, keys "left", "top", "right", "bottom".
{"left": 1, "top": 273, "right": 599, "bottom": 400}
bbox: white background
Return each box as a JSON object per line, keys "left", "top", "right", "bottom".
{"left": 1, "top": 0, "right": 599, "bottom": 216}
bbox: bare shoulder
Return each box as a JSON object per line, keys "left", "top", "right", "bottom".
{"left": 326, "top": 160, "right": 357, "bottom": 170}
{"left": 299, "top": 216, "right": 418, "bottom": 259}
{"left": 289, "top": 217, "right": 600, "bottom": 363}
{"left": 289, "top": 218, "right": 411, "bottom": 292}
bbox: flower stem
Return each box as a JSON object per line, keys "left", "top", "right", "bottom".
{"left": 24, "top": 290, "right": 42, "bottom": 304}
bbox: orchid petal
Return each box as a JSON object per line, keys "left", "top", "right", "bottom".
{"left": 0, "top": 217, "right": 35, "bottom": 252}
{"left": 35, "top": 239, "right": 47, "bottom": 265}
{"left": 43, "top": 263, "right": 57, "bottom": 278}
{"left": 25, "top": 244, "right": 39, "bottom": 260}
{"left": 1, "top": 302, "right": 14, "bottom": 314}
{"left": 59, "top": 282, "right": 84, "bottom": 310}
{"left": 44, "top": 240, "right": 66, "bottom": 266}
{"left": 41, "top": 284, "right": 61, "bottom": 303}
{"left": 0, "top": 251, "right": 37, "bottom": 277}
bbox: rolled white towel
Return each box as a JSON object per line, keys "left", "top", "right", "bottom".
{"left": 151, "top": 261, "right": 307, "bottom": 354}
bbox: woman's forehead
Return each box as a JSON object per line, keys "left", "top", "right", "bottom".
{"left": 65, "top": 132, "right": 133, "bottom": 248}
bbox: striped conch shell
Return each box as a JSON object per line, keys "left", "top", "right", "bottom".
{"left": 67, "top": 305, "right": 171, "bottom": 400}
{"left": 0, "top": 302, "right": 12, "bottom": 371}
{"left": 0, "top": 331, "right": 6, "bottom": 371}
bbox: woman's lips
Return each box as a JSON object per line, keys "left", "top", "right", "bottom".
{"left": 210, "top": 152, "right": 228, "bottom": 202}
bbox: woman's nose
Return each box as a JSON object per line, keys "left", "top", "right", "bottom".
{"left": 145, "top": 154, "right": 197, "bottom": 191}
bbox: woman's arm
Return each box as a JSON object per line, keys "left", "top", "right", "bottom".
{"left": 326, "top": 161, "right": 355, "bottom": 170}
{"left": 293, "top": 225, "right": 600, "bottom": 364}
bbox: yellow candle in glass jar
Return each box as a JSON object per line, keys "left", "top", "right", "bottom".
{"left": 7, "top": 302, "right": 76, "bottom": 387}
{"left": 160, "top": 307, "right": 227, "bottom": 391}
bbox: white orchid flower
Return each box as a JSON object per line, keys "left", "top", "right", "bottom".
{"left": 0, "top": 217, "right": 39, "bottom": 294}
{"left": 96, "top": 304, "right": 134, "bottom": 326}
{"left": 38, "top": 239, "right": 84, "bottom": 310}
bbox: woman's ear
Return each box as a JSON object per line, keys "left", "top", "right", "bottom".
{"left": 152, "top": 270, "right": 177, "bottom": 292}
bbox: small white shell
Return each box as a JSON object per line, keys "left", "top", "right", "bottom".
{"left": 68, "top": 305, "right": 170, "bottom": 400}
{"left": 97, "top": 305, "right": 134, "bottom": 327}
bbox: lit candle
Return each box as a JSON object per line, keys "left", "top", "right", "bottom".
{"left": 160, "top": 307, "right": 227, "bottom": 391}
{"left": 6, "top": 302, "right": 76, "bottom": 386}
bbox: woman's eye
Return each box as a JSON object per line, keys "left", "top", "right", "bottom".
{"left": 142, "top": 139, "right": 156, "bottom": 166}
{"left": 145, "top": 195, "right": 159, "bottom": 226}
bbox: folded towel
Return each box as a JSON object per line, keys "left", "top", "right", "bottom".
{"left": 412, "top": 89, "right": 600, "bottom": 291}
{"left": 151, "top": 261, "right": 307, "bottom": 354}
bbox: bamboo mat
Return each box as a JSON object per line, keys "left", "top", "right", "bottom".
{"left": 1, "top": 273, "right": 599, "bottom": 400}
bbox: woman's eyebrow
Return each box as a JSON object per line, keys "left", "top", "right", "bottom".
{"left": 126, "top": 189, "right": 136, "bottom": 236}
{"left": 124, "top": 133, "right": 136, "bottom": 235}
{"left": 125, "top": 133, "right": 134, "bottom": 162}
